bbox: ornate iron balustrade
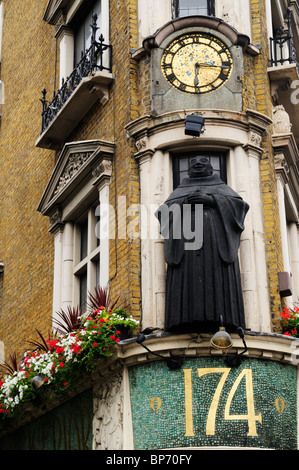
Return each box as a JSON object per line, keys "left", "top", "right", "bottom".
{"left": 39, "top": 13, "right": 112, "bottom": 134}
{"left": 270, "top": 7, "right": 298, "bottom": 68}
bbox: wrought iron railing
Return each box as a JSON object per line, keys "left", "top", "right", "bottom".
{"left": 269, "top": 7, "right": 298, "bottom": 68}
{"left": 39, "top": 13, "right": 112, "bottom": 134}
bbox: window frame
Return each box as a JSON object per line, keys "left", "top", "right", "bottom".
{"left": 172, "top": 150, "right": 227, "bottom": 189}
{"left": 73, "top": 206, "right": 101, "bottom": 312}
{"left": 172, "top": 0, "right": 215, "bottom": 19}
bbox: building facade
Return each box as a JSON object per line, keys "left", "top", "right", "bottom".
{"left": 0, "top": 0, "right": 298, "bottom": 451}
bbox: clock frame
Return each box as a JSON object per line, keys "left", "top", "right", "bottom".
{"left": 161, "top": 33, "right": 233, "bottom": 94}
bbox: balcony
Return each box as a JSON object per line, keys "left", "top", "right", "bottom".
{"left": 35, "top": 14, "right": 113, "bottom": 150}
{"left": 268, "top": 7, "right": 299, "bottom": 145}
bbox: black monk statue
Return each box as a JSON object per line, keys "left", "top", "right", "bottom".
{"left": 156, "top": 156, "right": 249, "bottom": 333}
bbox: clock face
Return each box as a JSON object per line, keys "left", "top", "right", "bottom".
{"left": 161, "top": 33, "right": 233, "bottom": 94}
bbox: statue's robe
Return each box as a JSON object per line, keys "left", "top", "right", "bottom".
{"left": 156, "top": 173, "right": 249, "bottom": 333}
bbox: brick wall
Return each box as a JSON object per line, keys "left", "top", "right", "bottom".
{"left": 246, "top": 0, "right": 284, "bottom": 328}
{"left": 68, "top": 0, "right": 142, "bottom": 320}
{"left": 0, "top": 0, "right": 56, "bottom": 363}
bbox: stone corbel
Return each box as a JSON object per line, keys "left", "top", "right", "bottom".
{"left": 48, "top": 206, "right": 64, "bottom": 234}
{"left": 92, "top": 156, "right": 113, "bottom": 189}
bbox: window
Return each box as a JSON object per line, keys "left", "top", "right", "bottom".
{"left": 172, "top": 0, "right": 215, "bottom": 18}
{"left": 73, "top": 207, "right": 101, "bottom": 312}
{"left": 172, "top": 151, "right": 227, "bottom": 189}
{"left": 74, "top": 0, "right": 102, "bottom": 66}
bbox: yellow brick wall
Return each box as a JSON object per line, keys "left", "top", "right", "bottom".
{"left": 0, "top": 0, "right": 56, "bottom": 363}
{"left": 68, "top": 0, "right": 142, "bottom": 320}
{"left": 243, "top": 0, "right": 284, "bottom": 329}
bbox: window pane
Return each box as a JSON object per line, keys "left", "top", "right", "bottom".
{"left": 80, "top": 219, "right": 88, "bottom": 261}
{"left": 96, "top": 258, "right": 100, "bottom": 288}
{"left": 74, "top": 0, "right": 102, "bottom": 65}
{"left": 79, "top": 271, "right": 87, "bottom": 311}
{"left": 174, "top": 0, "right": 209, "bottom": 17}
{"left": 173, "top": 151, "right": 227, "bottom": 188}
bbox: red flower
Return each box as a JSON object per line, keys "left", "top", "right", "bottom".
{"left": 93, "top": 342, "right": 98, "bottom": 347}
{"left": 47, "top": 339, "right": 59, "bottom": 350}
{"left": 110, "top": 335, "right": 116, "bottom": 340}
{"left": 71, "top": 343, "right": 81, "bottom": 354}
{"left": 59, "top": 362, "right": 64, "bottom": 368}
{"left": 115, "top": 338, "right": 120, "bottom": 343}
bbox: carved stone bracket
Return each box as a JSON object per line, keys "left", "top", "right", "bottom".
{"left": 249, "top": 131, "right": 262, "bottom": 148}
{"left": 48, "top": 206, "right": 64, "bottom": 234}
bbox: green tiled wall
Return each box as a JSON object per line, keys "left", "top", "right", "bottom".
{"left": 129, "top": 357, "right": 297, "bottom": 450}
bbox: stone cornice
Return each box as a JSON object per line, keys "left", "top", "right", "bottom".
{"left": 125, "top": 109, "right": 271, "bottom": 158}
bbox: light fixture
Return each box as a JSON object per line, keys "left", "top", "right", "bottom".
{"left": 136, "top": 332, "right": 183, "bottom": 370}
{"left": 225, "top": 327, "right": 248, "bottom": 367}
{"left": 32, "top": 375, "right": 45, "bottom": 389}
{"left": 210, "top": 315, "right": 233, "bottom": 350}
{"left": 185, "top": 115, "right": 205, "bottom": 137}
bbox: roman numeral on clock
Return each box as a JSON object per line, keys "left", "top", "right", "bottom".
{"left": 166, "top": 72, "right": 176, "bottom": 82}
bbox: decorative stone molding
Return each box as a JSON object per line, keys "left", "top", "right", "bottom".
{"left": 54, "top": 152, "right": 92, "bottom": 195}
{"left": 37, "top": 139, "right": 115, "bottom": 220}
{"left": 142, "top": 15, "right": 250, "bottom": 52}
{"left": 274, "top": 153, "right": 289, "bottom": 173}
{"left": 93, "top": 372, "right": 124, "bottom": 450}
{"left": 48, "top": 206, "right": 64, "bottom": 234}
{"left": 249, "top": 131, "right": 262, "bottom": 148}
{"left": 92, "top": 158, "right": 113, "bottom": 179}
{"left": 272, "top": 132, "right": 299, "bottom": 208}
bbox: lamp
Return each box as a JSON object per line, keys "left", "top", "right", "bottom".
{"left": 210, "top": 315, "right": 233, "bottom": 350}
{"left": 185, "top": 115, "right": 205, "bottom": 137}
{"left": 136, "top": 332, "right": 183, "bottom": 370}
{"left": 32, "top": 375, "right": 45, "bottom": 389}
{"left": 224, "top": 327, "right": 248, "bottom": 367}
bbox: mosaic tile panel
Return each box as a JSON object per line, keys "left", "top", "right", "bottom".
{"left": 128, "top": 357, "right": 297, "bottom": 450}
{"left": 0, "top": 389, "right": 93, "bottom": 450}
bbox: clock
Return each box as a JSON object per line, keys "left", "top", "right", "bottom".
{"left": 161, "top": 33, "right": 233, "bottom": 94}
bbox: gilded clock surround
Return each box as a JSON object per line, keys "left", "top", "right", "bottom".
{"left": 161, "top": 33, "right": 233, "bottom": 94}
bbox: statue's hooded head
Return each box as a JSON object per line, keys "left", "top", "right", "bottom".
{"left": 188, "top": 156, "right": 213, "bottom": 178}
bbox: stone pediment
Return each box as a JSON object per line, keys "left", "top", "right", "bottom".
{"left": 37, "top": 139, "right": 115, "bottom": 219}
{"left": 43, "top": 0, "right": 74, "bottom": 25}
